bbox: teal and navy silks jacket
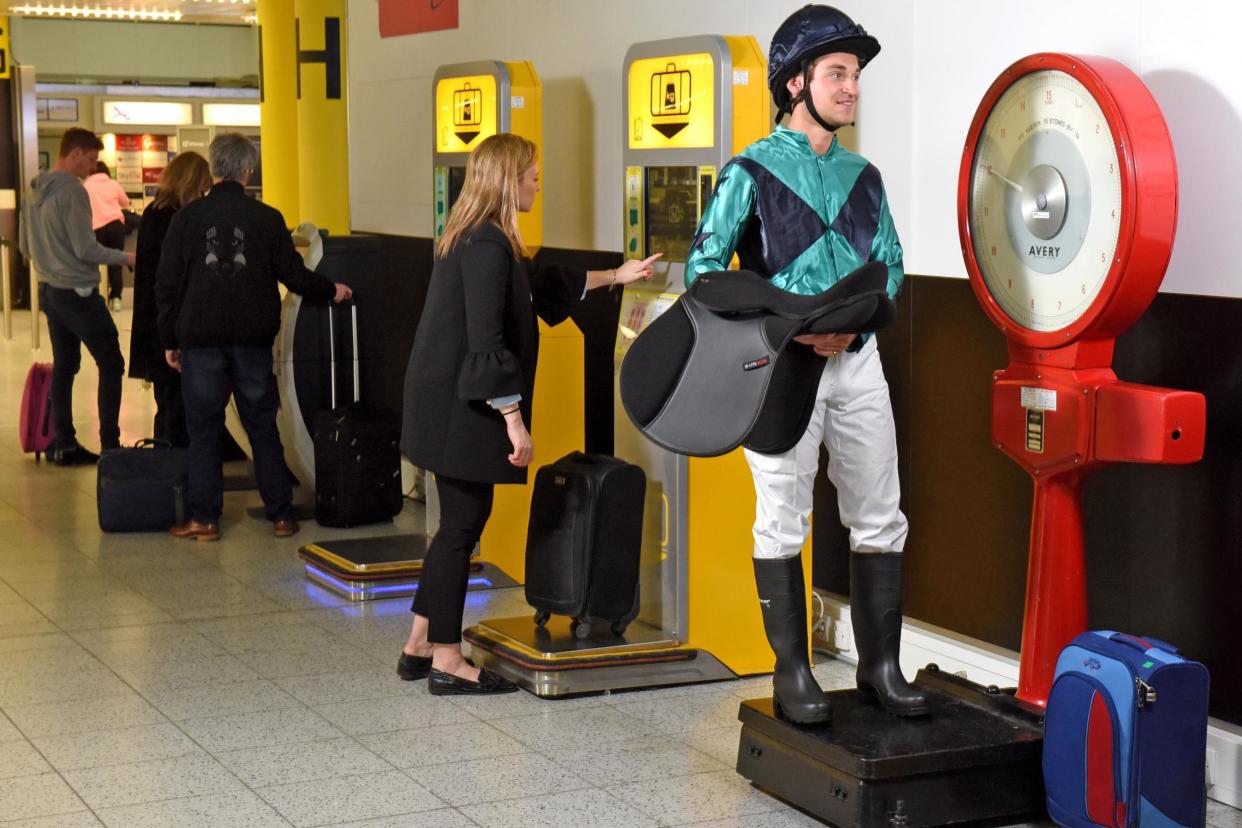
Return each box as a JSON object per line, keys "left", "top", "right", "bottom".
{"left": 685, "top": 125, "right": 904, "bottom": 347}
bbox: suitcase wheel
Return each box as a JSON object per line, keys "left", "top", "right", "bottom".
{"left": 533, "top": 610, "right": 551, "bottom": 627}
{"left": 571, "top": 619, "right": 592, "bottom": 640}
{"left": 610, "top": 621, "right": 628, "bottom": 637}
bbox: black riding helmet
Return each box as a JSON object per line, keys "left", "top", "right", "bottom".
{"left": 768, "top": 5, "right": 880, "bottom": 128}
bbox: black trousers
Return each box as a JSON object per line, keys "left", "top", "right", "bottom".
{"left": 153, "top": 373, "right": 188, "bottom": 448}
{"left": 94, "top": 220, "right": 126, "bottom": 300}
{"left": 38, "top": 283, "right": 123, "bottom": 451}
{"left": 412, "top": 474, "right": 495, "bottom": 643}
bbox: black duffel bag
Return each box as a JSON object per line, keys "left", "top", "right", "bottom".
{"left": 97, "top": 439, "right": 188, "bottom": 532}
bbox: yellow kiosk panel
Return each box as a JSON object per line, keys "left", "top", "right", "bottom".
{"left": 436, "top": 74, "right": 498, "bottom": 153}
{"left": 726, "top": 35, "right": 768, "bottom": 157}
{"left": 628, "top": 53, "right": 715, "bottom": 150}
{"left": 433, "top": 62, "right": 542, "bottom": 250}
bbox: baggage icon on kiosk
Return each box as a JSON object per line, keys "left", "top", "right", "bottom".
{"left": 453, "top": 82, "right": 483, "bottom": 145}
{"left": 650, "top": 62, "right": 691, "bottom": 139}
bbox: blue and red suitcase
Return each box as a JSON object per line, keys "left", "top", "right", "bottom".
{"left": 1043, "top": 630, "right": 1210, "bottom": 828}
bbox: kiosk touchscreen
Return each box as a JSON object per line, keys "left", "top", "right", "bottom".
{"left": 463, "top": 35, "right": 772, "bottom": 695}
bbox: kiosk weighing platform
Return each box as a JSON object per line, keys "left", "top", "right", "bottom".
{"left": 735, "top": 53, "right": 1204, "bottom": 826}
{"left": 463, "top": 34, "right": 779, "bottom": 696}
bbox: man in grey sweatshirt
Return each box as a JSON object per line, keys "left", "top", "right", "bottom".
{"left": 19, "top": 128, "right": 135, "bottom": 465}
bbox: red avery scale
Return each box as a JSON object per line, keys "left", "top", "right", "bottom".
{"left": 956, "top": 53, "right": 1204, "bottom": 707}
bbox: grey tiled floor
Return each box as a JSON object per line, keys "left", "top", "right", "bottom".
{"left": 1, "top": 307, "right": 1237, "bottom": 826}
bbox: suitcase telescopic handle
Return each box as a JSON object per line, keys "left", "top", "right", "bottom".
{"left": 327, "top": 299, "right": 361, "bottom": 409}
{"left": 1108, "top": 632, "right": 1179, "bottom": 655}
{"left": 328, "top": 304, "right": 336, "bottom": 409}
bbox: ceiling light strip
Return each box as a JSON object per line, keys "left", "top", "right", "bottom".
{"left": 10, "top": 5, "right": 185, "bottom": 22}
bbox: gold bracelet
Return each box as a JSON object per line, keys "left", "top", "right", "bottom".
{"left": 608, "top": 268, "right": 617, "bottom": 286}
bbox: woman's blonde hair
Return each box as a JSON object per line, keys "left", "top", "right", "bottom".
{"left": 436, "top": 133, "right": 536, "bottom": 259}
{"left": 152, "top": 151, "right": 213, "bottom": 210}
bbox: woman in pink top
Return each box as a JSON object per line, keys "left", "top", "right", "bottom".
{"left": 83, "top": 161, "right": 130, "bottom": 311}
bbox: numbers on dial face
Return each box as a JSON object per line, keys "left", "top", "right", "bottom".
{"left": 969, "top": 69, "right": 1122, "bottom": 332}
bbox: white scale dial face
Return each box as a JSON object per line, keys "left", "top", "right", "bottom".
{"left": 969, "top": 69, "right": 1122, "bottom": 332}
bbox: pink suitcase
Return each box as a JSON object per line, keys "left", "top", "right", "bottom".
{"left": 20, "top": 363, "right": 55, "bottom": 460}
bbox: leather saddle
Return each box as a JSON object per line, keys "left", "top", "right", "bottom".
{"left": 619, "top": 262, "right": 896, "bottom": 457}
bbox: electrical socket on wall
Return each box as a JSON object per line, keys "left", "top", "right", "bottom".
{"left": 833, "top": 619, "right": 852, "bottom": 651}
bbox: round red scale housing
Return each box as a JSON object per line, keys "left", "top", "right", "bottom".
{"left": 957, "top": 52, "right": 1177, "bottom": 355}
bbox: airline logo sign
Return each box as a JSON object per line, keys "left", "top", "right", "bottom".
{"left": 629, "top": 52, "right": 715, "bottom": 149}
{"left": 436, "top": 74, "right": 497, "bottom": 153}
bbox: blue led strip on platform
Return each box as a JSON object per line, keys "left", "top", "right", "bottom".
{"left": 304, "top": 563, "right": 493, "bottom": 598}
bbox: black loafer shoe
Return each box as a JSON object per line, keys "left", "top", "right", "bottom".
{"left": 428, "top": 666, "right": 518, "bottom": 696}
{"left": 397, "top": 652, "right": 432, "bottom": 681}
{"left": 52, "top": 445, "right": 100, "bottom": 466}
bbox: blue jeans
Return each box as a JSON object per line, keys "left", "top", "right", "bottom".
{"left": 38, "top": 283, "right": 124, "bottom": 451}
{"left": 180, "top": 345, "right": 292, "bottom": 523}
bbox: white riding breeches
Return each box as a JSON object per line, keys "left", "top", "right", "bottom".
{"left": 744, "top": 336, "right": 908, "bottom": 559}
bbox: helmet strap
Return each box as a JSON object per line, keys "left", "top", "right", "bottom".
{"left": 799, "top": 61, "right": 839, "bottom": 133}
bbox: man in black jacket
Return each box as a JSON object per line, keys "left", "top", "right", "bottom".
{"left": 155, "top": 132, "right": 352, "bottom": 541}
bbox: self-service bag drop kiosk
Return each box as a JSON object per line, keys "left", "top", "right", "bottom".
{"left": 463, "top": 35, "right": 780, "bottom": 696}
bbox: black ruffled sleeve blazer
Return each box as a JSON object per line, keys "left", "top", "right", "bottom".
{"left": 400, "top": 222, "right": 586, "bottom": 484}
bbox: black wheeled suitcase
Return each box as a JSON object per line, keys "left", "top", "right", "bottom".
{"left": 524, "top": 452, "right": 645, "bottom": 639}
{"left": 313, "top": 300, "right": 403, "bottom": 527}
{"left": 97, "top": 439, "right": 188, "bottom": 532}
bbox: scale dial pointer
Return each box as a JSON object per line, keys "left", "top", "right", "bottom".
{"left": 985, "top": 163, "right": 1024, "bottom": 194}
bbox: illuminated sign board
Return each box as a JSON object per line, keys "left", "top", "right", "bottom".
{"left": 202, "top": 103, "right": 260, "bottom": 127}
{"left": 627, "top": 52, "right": 715, "bottom": 149}
{"left": 102, "top": 101, "right": 193, "bottom": 126}
{"left": 435, "top": 74, "right": 497, "bottom": 153}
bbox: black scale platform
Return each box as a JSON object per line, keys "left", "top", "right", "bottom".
{"left": 737, "top": 667, "right": 1046, "bottom": 827}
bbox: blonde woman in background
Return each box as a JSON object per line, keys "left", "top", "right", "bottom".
{"left": 397, "top": 133, "right": 660, "bottom": 695}
{"left": 129, "top": 152, "right": 213, "bottom": 446}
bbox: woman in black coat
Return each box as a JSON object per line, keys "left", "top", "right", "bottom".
{"left": 397, "top": 133, "right": 659, "bottom": 695}
{"left": 129, "top": 151, "right": 213, "bottom": 446}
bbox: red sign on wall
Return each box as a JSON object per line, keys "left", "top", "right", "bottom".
{"left": 379, "top": 0, "right": 459, "bottom": 37}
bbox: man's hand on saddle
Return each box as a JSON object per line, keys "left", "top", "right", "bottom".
{"left": 793, "top": 332, "right": 857, "bottom": 357}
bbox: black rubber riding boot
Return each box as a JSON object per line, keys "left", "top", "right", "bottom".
{"left": 850, "top": 552, "right": 929, "bottom": 717}
{"left": 753, "top": 556, "right": 832, "bottom": 725}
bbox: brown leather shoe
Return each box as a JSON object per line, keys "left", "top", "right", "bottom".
{"left": 273, "top": 518, "right": 300, "bottom": 538}
{"left": 169, "top": 519, "right": 220, "bottom": 542}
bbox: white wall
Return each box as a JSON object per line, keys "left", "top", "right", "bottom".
{"left": 347, "top": 0, "right": 1242, "bottom": 298}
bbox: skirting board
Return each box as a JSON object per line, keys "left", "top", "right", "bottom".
{"left": 812, "top": 589, "right": 1242, "bottom": 809}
